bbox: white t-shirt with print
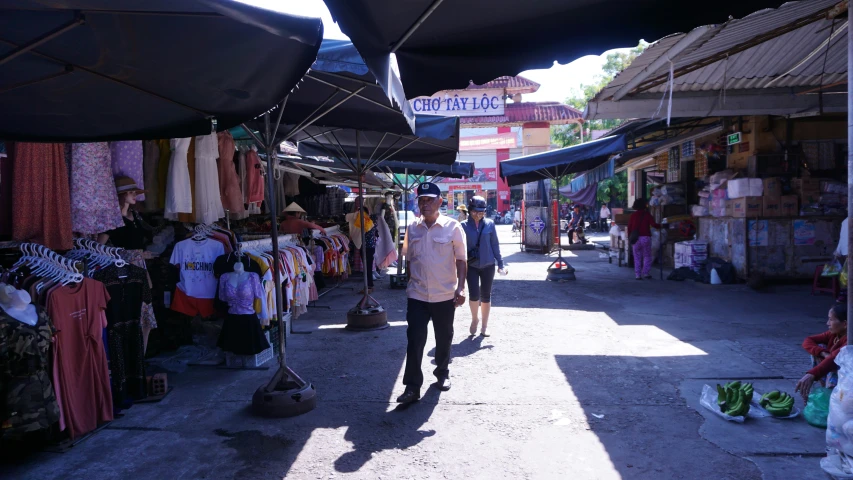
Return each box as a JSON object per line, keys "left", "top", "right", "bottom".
{"left": 170, "top": 238, "right": 225, "bottom": 299}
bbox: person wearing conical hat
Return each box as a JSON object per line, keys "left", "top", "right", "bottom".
{"left": 279, "top": 202, "right": 326, "bottom": 235}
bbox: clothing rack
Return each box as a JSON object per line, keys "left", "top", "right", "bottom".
{"left": 14, "top": 242, "right": 84, "bottom": 284}
{"left": 66, "top": 238, "right": 127, "bottom": 275}
{"left": 237, "top": 234, "right": 299, "bottom": 251}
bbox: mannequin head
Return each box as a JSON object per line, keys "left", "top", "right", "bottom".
{"left": 114, "top": 176, "right": 146, "bottom": 211}
{"left": 233, "top": 261, "right": 245, "bottom": 274}
{"left": 120, "top": 190, "right": 138, "bottom": 207}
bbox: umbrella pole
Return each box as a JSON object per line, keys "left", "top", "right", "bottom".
{"left": 396, "top": 169, "right": 408, "bottom": 276}
{"left": 346, "top": 132, "right": 388, "bottom": 330}
{"left": 251, "top": 111, "right": 316, "bottom": 418}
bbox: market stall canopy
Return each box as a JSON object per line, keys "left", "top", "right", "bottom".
{"left": 241, "top": 38, "right": 415, "bottom": 141}
{"left": 292, "top": 156, "right": 474, "bottom": 179}
{"left": 322, "top": 0, "right": 787, "bottom": 98}
{"left": 586, "top": 0, "right": 845, "bottom": 120}
{"left": 499, "top": 135, "right": 627, "bottom": 187}
{"left": 0, "top": 0, "right": 323, "bottom": 141}
{"left": 295, "top": 115, "right": 460, "bottom": 167}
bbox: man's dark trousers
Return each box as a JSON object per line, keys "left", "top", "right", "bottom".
{"left": 402, "top": 298, "right": 455, "bottom": 389}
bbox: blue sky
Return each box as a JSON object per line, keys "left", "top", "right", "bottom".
{"left": 240, "top": 0, "right": 635, "bottom": 104}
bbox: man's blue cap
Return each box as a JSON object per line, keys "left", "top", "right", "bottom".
{"left": 416, "top": 182, "right": 440, "bottom": 198}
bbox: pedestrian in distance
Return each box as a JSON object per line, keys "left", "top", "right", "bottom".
{"left": 397, "top": 182, "right": 468, "bottom": 405}
{"left": 627, "top": 198, "right": 660, "bottom": 280}
{"left": 599, "top": 203, "right": 611, "bottom": 232}
{"left": 461, "top": 196, "right": 506, "bottom": 337}
{"left": 456, "top": 204, "right": 468, "bottom": 222}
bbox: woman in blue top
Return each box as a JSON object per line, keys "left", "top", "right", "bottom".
{"left": 462, "top": 196, "right": 506, "bottom": 337}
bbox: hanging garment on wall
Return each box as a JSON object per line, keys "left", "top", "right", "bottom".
{"left": 48, "top": 278, "right": 113, "bottom": 440}
{"left": 93, "top": 264, "right": 149, "bottom": 408}
{"left": 165, "top": 137, "right": 192, "bottom": 220}
{"left": 13, "top": 143, "right": 74, "bottom": 250}
{"left": 217, "top": 132, "right": 247, "bottom": 220}
{"left": 0, "top": 308, "right": 60, "bottom": 440}
{"left": 141, "top": 140, "right": 160, "bottom": 211}
{"left": 157, "top": 139, "right": 170, "bottom": 208}
{"left": 194, "top": 133, "right": 225, "bottom": 224}
{"left": 69, "top": 142, "right": 124, "bottom": 236}
{"left": 177, "top": 138, "right": 198, "bottom": 223}
{"left": 283, "top": 172, "right": 300, "bottom": 196}
{"left": 244, "top": 146, "right": 264, "bottom": 205}
{"left": 0, "top": 144, "right": 13, "bottom": 237}
{"left": 110, "top": 141, "right": 145, "bottom": 201}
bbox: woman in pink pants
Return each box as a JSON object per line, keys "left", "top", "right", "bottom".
{"left": 627, "top": 198, "right": 660, "bottom": 280}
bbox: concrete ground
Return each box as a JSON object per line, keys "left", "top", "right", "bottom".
{"left": 0, "top": 225, "right": 836, "bottom": 479}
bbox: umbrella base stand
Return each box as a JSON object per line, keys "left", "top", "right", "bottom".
{"left": 346, "top": 295, "right": 389, "bottom": 331}
{"left": 546, "top": 255, "right": 576, "bottom": 282}
{"left": 252, "top": 366, "right": 317, "bottom": 418}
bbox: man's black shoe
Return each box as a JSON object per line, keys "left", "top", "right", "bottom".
{"left": 436, "top": 376, "right": 451, "bottom": 391}
{"left": 396, "top": 389, "right": 421, "bottom": 404}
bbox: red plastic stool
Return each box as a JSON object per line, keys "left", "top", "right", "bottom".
{"left": 812, "top": 265, "right": 840, "bottom": 297}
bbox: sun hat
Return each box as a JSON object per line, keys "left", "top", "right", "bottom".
{"left": 282, "top": 202, "right": 306, "bottom": 214}
{"left": 115, "top": 176, "right": 147, "bottom": 194}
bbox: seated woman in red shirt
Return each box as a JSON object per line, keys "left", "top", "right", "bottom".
{"left": 796, "top": 303, "right": 848, "bottom": 401}
{"left": 279, "top": 202, "right": 326, "bottom": 235}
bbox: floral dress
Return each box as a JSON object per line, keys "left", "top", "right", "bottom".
{"left": 70, "top": 143, "right": 124, "bottom": 235}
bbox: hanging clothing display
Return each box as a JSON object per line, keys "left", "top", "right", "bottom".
{"left": 0, "top": 144, "right": 13, "bottom": 237}
{"left": 110, "top": 141, "right": 145, "bottom": 201}
{"left": 142, "top": 140, "right": 161, "bottom": 211}
{"left": 0, "top": 308, "right": 60, "bottom": 440}
{"left": 69, "top": 142, "right": 124, "bottom": 236}
{"left": 283, "top": 172, "right": 300, "bottom": 196}
{"left": 178, "top": 138, "right": 198, "bottom": 223}
{"left": 12, "top": 143, "right": 74, "bottom": 250}
{"left": 92, "top": 265, "right": 149, "bottom": 408}
{"left": 217, "top": 272, "right": 269, "bottom": 355}
{"left": 374, "top": 212, "right": 398, "bottom": 269}
{"left": 244, "top": 146, "right": 265, "bottom": 205}
{"left": 157, "top": 139, "right": 171, "bottom": 209}
{"left": 164, "top": 137, "right": 192, "bottom": 219}
{"left": 48, "top": 279, "right": 113, "bottom": 440}
{"left": 170, "top": 237, "right": 224, "bottom": 299}
{"left": 194, "top": 133, "right": 225, "bottom": 224}
{"left": 217, "top": 131, "right": 247, "bottom": 220}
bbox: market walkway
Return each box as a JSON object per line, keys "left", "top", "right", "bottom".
{"left": 0, "top": 226, "right": 832, "bottom": 479}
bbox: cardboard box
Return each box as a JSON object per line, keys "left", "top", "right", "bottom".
{"left": 614, "top": 213, "right": 632, "bottom": 225}
{"left": 792, "top": 178, "right": 822, "bottom": 194}
{"left": 729, "top": 197, "right": 762, "bottom": 218}
{"left": 780, "top": 195, "right": 798, "bottom": 217}
{"left": 762, "top": 177, "right": 782, "bottom": 198}
{"left": 800, "top": 190, "right": 821, "bottom": 206}
{"left": 763, "top": 197, "right": 782, "bottom": 217}
{"left": 727, "top": 178, "right": 763, "bottom": 199}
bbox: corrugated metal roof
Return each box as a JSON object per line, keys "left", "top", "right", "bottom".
{"left": 460, "top": 102, "right": 582, "bottom": 126}
{"left": 592, "top": 0, "right": 845, "bottom": 100}
{"left": 465, "top": 75, "right": 541, "bottom": 94}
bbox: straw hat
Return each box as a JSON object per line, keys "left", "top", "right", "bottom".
{"left": 115, "top": 175, "right": 147, "bottom": 194}
{"left": 282, "top": 202, "right": 306, "bottom": 214}
{"left": 456, "top": 204, "right": 468, "bottom": 212}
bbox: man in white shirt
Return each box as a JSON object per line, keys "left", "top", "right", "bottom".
{"left": 599, "top": 204, "right": 611, "bottom": 232}
{"left": 397, "top": 182, "right": 467, "bottom": 404}
{"left": 836, "top": 218, "right": 849, "bottom": 259}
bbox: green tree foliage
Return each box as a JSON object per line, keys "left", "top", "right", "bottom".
{"left": 596, "top": 171, "right": 628, "bottom": 206}
{"left": 551, "top": 41, "right": 648, "bottom": 148}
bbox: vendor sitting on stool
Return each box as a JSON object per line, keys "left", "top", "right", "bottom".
{"left": 279, "top": 202, "right": 326, "bottom": 235}
{"left": 796, "top": 303, "right": 848, "bottom": 401}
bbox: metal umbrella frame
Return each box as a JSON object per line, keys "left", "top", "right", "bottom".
{"left": 293, "top": 121, "right": 460, "bottom": 330}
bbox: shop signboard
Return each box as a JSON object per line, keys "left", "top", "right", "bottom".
{"left": 438, "top": 167, "right": 496, "bottom": 183}
{"left": 409, "top": 88, "right": 505, "bottom": 117}
{"left": 727, "top": 132, "right": 741, "bottom": 145}
{"left": 448, "top": 183, "right": 483, "bottom": 192}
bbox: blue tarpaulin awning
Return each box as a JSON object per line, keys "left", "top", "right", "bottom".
{"left": 499, "top": 135, "right": 626, "bottom": 187}
{"left": 564, "top": 158, "right": 615, "bottom": 193}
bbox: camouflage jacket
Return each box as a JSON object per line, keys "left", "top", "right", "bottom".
{"left": 0, "top": 308, "right": 60, "bottom": 438}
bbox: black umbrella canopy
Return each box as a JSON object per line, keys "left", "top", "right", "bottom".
{"left": 0, "top": 0, "right": 323, "bottom": 141}
{"left": 499, "top": 135, "right": 626, "bottom": 187}
{"left": 242, "top": 38, "right": 415, "bottom": 143}
{"left": 323, "top": 0, "right": 787, "bottom": 98}
{"left": 294, "top": 115, "right": 460, "bottom": 168}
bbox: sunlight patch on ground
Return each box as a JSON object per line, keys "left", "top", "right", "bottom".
{"left": 317, "top": 320, "right": 408, "bottom": 330}
{"left": 616, "top": 325, "right": 707, "bottom": 357}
